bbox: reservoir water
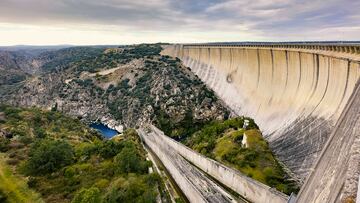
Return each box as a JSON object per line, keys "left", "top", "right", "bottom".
{"left": 90, "top": 123, "right": 118, "bottom": 139}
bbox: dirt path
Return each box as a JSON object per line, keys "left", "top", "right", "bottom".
{"left": 89, "top": 66, "right": 121, "bottom": 77}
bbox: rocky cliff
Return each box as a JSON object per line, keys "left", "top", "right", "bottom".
{"left": 0, "top": 44, "right": 229, "bottom": 135}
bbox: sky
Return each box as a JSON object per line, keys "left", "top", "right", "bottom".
{"left": 0, "top": 0, "right": 359, "bottom": 45}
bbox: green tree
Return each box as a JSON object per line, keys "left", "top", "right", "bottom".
{"left": 103, "top": 177, "right": 156, "bottom": 203}
{"left": 26, "top": 139, "right": 74, "bottom": 174}
{"left": 99, "top": 140, "right": 123, "bottom": 159}
{"left": 34, "top": 127, "right": 47, "bottom": 138}
{"left": 0, "top": 138, "right": 9, "bottom": 152}
{"left": 114, "top": 145, "right": 147, "bottom": 174}
{"left": 114, "top": 146, "right": 140, "bottom": 174}
{"left": 72, "top": 187, "right": 101, "bottom": 203}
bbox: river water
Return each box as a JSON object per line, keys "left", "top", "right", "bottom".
{"left": 89, "top": 123, "right": 118, "bottom": 139}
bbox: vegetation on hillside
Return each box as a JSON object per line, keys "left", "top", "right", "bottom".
{"left": 185, "top": 117, "right": 299, "bottom": 195}
{"left": 73, "top": 44, "right": 162, "bottom": 74}
{"left": 95, "top": 45, "right": 229, "bottom": 137}
{"left": 0, "top": 106, "right": 169, "bottom": 203}
{"left": 41, "top": 47, "right": 105, "bottom": 72}
{"left": 0, "top": 44, "right": 229, "bottom": 140}
{"left": 0, "top": 72, "right": 27, "bottom": 85}
{"left": 0, "top": 50, "right": 32, "bottom": 85}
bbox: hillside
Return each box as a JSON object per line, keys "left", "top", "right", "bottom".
{"left": 0, "top": 106, "right": 169, "bottom": 203}
{"left": 185, "top": 117, "right": 299, "bottom": 195}
{"left": 0, "top": 44, "right": 230, "bottom": 139}
{"left": 0, "top": 46, "right": 103, "bottom": 85}
{"left": 0, "top": 51, "right": 31, "bottom": 85}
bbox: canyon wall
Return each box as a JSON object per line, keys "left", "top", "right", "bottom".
{"left": 162, "top": 44, "right": 360, "bottom": 182}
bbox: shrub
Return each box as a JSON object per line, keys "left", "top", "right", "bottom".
{"left": 118, "top": 79, "right": 130, "bottom": 89}
{"left": 114, "top": 146, "right": 140, "bottom": 174}
{"left": 25, "top": 139, "right": 74, "bottom": 175}
{"left": 145, "top": 173, "right": 161, "bottom": 186}
{"left": 244, "top": 150, "right": 258, "bottom": 162}
{"left": 76, "top": 142, "right": 99, "bottom": 158}
{"left": 123, "top": 129, "right": 140, "bottom": 142}
{"left": 64, "top": 166, "right": 76, "bottom": 179}
{"left": 114, "top": 145, "right": 147, "bottom": 174}
{"left": 175, "top": 198, "right": 184, "bottom": 203}
{"left": 34, "top": 127, "right": 47, "bottom": 138}
{"left": 99, "top": 140, "right": 123, "bottom": 159}
{"left": 94, "top": 179, "right": 110, "bottom": 190}
{"left": 103, "top": 177, "right": 157, "bottom": 203}
{"left": 19, "top": 136, "right": 33, "bottom": 145}
{"left": 3, "top": 107, "right": 21, "bottom": 119}
{"left": 72, "top": 187, "right": 101, "bottom": 203}
{"left": 0, "top": 138, "right": 9, "bottom": 152}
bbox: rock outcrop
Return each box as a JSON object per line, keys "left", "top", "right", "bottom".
{"left": 0, "top": 45, "right": 229, "bottom": 135}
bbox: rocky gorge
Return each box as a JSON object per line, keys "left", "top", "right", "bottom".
{"left": 0, "top": 44, "right": 230, "bottom": 137}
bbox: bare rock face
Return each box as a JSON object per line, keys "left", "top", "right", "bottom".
{"left": 0, "top": 51, "right": 29, "bottom": 85}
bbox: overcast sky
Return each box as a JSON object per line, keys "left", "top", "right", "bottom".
{"left": 0, "top": 0, "right": 359, "bottom": 45}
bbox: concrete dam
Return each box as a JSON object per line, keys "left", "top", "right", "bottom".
{"left": 161, "top": 43, "right": 360, "bottom": 202}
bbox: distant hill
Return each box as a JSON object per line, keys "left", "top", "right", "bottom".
{"left": 0, "top": 46, "right": 105, "bottom": 85}
{"left": 0, "top": 45, "right": 73, "bottom": 51}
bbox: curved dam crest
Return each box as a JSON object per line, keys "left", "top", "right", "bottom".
{"left": 162, "top": 44, "right": 360, "bottom": 182}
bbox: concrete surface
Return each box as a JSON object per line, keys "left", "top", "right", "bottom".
{"left": 296, "top": 81, "right": 360, "bottom": 203}
{"left": 138, "top": 128, "right": 239, "bottom": 203}
{"left": 140, "top": 125, "right": 289, "bottom": 203}
{"left": 162, "top": 44, "right": 360, "bottom": 183}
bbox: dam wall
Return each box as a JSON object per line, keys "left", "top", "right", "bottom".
{"left": 162, "top": 44, "right": 360, "bottom": 182}
{"left": 137, "top": 128, "right": 208, "bottom": 203}
{"left": 142, "top": 125, "right": 289, "bottom": 203}
{"left": 296, "top": 81, "right": 360, "bottom": 202}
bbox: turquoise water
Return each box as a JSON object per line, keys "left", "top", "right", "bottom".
{"left": 90, "top": 123, "right": 118, "bottom": 138}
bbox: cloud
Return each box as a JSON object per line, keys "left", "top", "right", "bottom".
{"left": 0, "top": 0, "right": 173, "bottom": 27}
{"left": 0, "top": 0, "right": 359, "bottom": 44}
{"left": 204, "top": 0, "right": 360, "bottom": 40}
